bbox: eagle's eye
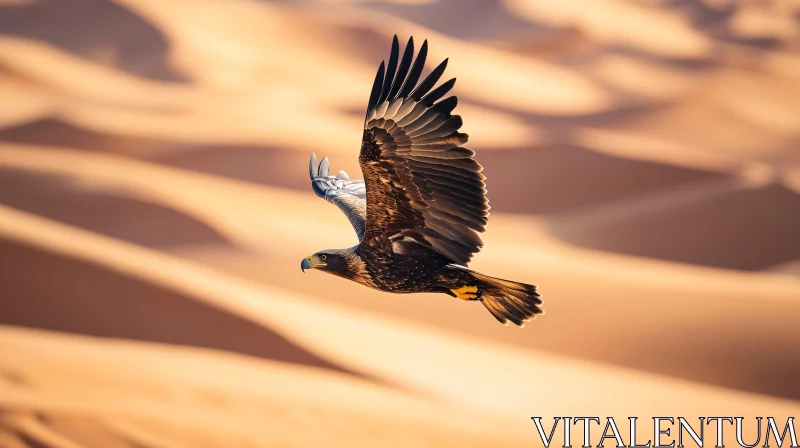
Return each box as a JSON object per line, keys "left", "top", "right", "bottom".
{"left": 321, "top": 255, "right": 327, "bottom": 261}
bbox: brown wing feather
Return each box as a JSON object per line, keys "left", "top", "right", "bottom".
{"left": 358, "top": 36, "right": 489, "bottom": 265}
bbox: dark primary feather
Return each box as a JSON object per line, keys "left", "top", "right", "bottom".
{"left": 366, "top": 62, "right": 385, "bottom": 114}
{"left": 389, "top": 38, "right": 414, "bottom": 100}
{"left": 421, "top": 78, "right": 456, "bottom": 105}
{"left": 358, "top": 36, "right": 489, "bottom": 266}
{"left": 409, "top": 58, "right": 447, "bottom": 101}
{"left": 378, "top": 36, "right": 399, "bottom": 105}
{"left": 398, "top": 40, "right": 427, "bottom": 100}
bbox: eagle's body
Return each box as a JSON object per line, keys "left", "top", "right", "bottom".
{"left": 302, "top": 36, "right": 543, "bottom": 326}
{"left": 324, "top": 244, "right": 453, "bottom": 293}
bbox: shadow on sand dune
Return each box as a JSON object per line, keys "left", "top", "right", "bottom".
{"left": 204, "top": 250, "right": 800, "bottom": 402}
{"left": 3, "top": 119, "right": 796, "bottom": 273}
{"left": 151, "top": 145, "right": 315, "bottom": 192}
{"left": 0, "top": 118, "right": 168, "bottom": 157}
{"left": 480, "top": 144, "right": 728, "bottom": 214}
{"left": 0, "top": 0, "right": 186, "bottom": 82}
{"left": 0, "top": 118, "right": 346, "bottom": 193}
{"left": 0, "top": 169, "right": 236, "bottom": 250}
{"left": 359, "top": 0, "right": 551, "bottom": 42}
{"left": 0, "top": 118, "right": 728, "bottom": 214}
{"left": 552, "top": 183, "right": 800, "bottom": 270}
{"left": 0, "top": 238, "right": 357, "bottom": 376}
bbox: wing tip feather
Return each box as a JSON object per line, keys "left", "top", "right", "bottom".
{"left": 310, "top": 153, "right": 318, "bottom": 179}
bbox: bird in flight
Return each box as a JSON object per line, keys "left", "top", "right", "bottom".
{"left": 302, "top": 36, "right": 542, "bottom": 326}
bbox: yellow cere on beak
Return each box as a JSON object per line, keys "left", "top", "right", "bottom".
{"left": 301, "top": 254, "right": 326, "bottom": 272}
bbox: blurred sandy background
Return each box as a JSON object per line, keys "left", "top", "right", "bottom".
{"left": 0, "top": 0, "right": 799, "bottom": 446}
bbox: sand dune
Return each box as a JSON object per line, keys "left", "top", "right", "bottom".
{"left": 1, "top": 205, "right": 798, "bottom": 420}
{"left": 553, "top": 182, "right": 800, "bottom": 270}
{"left": 2, "top": 144, "right": 799, "bottom": 402}
{"left": 0, "top": 0, "right": 185, "bottom": 82}
{"left": 479, "top": 144, "right": 728, "bottom": 214}
{"left": 0, "top": 118, "right": 170, "bottom": 156}
{"left": 1, "top": 0, "right": 799, "bottom": 445}
{"left": 0, "top": 237, "right": 351, "bottom": 374}
{"left": 0, "top": 327, "right": 533, "bottom": 447}
{"left": 0, "top": 168, "right": 234, "bottom": 249}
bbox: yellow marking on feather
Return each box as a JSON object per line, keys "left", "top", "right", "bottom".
{"left": 451, "top": 285, "right": 479, "bottom": 301}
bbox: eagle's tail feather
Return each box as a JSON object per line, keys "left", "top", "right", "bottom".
{"left": 471, "top": 271, "right": 542, "bottom": 327}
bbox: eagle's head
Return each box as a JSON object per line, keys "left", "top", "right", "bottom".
{"left": 301, "top": 250, "right": 350, "bottom": 275}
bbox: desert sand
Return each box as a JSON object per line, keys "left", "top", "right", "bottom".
{"left": 0, "top": 0, "right": 799, "bottom": 446}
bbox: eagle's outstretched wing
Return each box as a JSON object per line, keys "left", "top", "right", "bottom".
{"left": 359, "top": 36, "right": 489, "bottom": 265}
{"left": 309, "top": 153, "right": 367, "bottom": 241}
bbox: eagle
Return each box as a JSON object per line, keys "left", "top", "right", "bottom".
{"left": 301, "top": 36, "right": 542, "bottom": 326}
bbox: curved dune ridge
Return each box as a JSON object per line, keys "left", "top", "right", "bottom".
{"left": 1, "top": 0, "right": 799, "bottom": 446}
{"left": 0, "top": 204, "right": 797, "bottom": 446}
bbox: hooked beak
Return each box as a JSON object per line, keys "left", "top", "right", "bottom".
{"left": 301, "top": 255, "right": 326, "bottom": 272}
